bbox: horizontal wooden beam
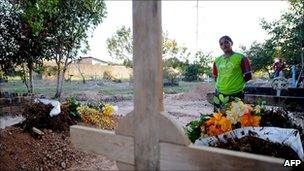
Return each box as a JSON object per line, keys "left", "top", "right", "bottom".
{"left": 70, "top": 125, "right": 134, "bottom": 164}
{"left": 71, "top": 126, "right": 290, "bottom": 170}
{"left": 245, "top": 94, "right": 304, "bottom": 107}
{"left": 160, "top": 143, "right": 289, "bottom": 171}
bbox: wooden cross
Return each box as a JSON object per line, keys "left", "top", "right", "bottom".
{"left": 70, "top": 1, "right": 289, "bottom": 170}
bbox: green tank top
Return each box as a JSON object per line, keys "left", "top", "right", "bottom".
{"left": 215, "top": 52, "right": 245, "bottom": 95}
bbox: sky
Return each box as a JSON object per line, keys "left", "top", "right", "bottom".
{"left": 86, "top": 1, "right": 289, "bottom": 62}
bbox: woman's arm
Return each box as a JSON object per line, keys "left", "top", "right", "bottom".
{"left": 241, "top": 57, "right": 252, "bottom": 82}
{"left": 212, "top": 62, "right": 218, "bottom": 81}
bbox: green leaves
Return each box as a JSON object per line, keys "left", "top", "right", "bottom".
{"left": 185, "top": 114, "right": 211, "bottom": 143}
{"left": 213, "top": 94, "right": 231, "bottom": 113}
{"left": 193, "top": 51, "right": 212, "bottom": 77}
{"left": 66, "top": 96, "right": 81, "bottom": 119}
{"left": 214, "top": 94, "right": 229, "bottom": 105}
{"left": 219, "top": 94, "right": 229, "bottom": 104}
{"left": 213, "top": 96, "right": 220, "bottom": 105}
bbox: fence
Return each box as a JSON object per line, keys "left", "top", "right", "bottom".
{"left": 0, "top": 92, "right": 35, "bottom": 115}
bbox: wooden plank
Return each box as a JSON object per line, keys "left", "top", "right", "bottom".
{"left": 133, "top": 0, "right": 162, "bottom": 170}
{"left": 115, "top": 111, "right": 135, "bottom": 170}
{"left": 116, "top": 112, "right": 191, "bottom": 146}
{"left": 159, "top": 112, "right": 191, "bottom": 145}
{"left": 116, "top": 111, "right": 190, "bottom": 170}
{"left": 160, "top": 143, "right": 289, "bottom": 171}
{"left": 116, "top": 162, "right": 135, "bottom": 170}
{"left": 70, "top": 125, "right": 134, "bottom": 164}
{"left": 116, "top": 111, "right": 134, "bottom": 137}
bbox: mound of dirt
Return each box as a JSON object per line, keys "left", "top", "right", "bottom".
{"left": 22, "top": 102, "right": 76, "bottom": 133}
{"left": 0, "top": 127, "right": 117, "bottom": 170}
{"left": 214, "top": 136, "right": 302, "bottom": 161}
{"left": 172, "top": 83, "right": 214, "bottom": 101}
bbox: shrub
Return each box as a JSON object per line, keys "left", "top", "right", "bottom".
{"left": 163, "top": 67, "right": 181, "bottom": 86}
{"left": 183, "top": 64, "right": 200, "bottom": 81}
{"left": 0, "top": 71, "right": 8, "bottom": 82}
{"left": 103, "top": 70, "right": 121, "bottom": 82}
{"left": 61, "top": 96, "right": 81, "bottom": 120}
{"left": 43, "top": 66, "right": 57, "bottom": 77}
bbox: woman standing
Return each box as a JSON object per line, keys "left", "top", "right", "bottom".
{"left": 212, "top": 36, "right": 252, "bottom": 100}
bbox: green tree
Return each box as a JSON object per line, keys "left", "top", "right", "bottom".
{"left": 163, "top": 57, "right": 186, "bottom": 70}
{"left": 106, "top": 27, "right": 191, "bottom": 68}
{"left": 162, "top": 32, "right": 191, "bottom": 62}
{"left": 0, "top": 0, "right": 52, "bottom": 93}
{"left": 243, "top": 40, "right": 275, "bottom": 77}
{"left": 243, "top": 0, "right": 303, "bottom": 77}
{"left": 183, "top": 64, "right": 200, "bottom": 81}
{"left": 0, "top": 0, "right": 21, "bottom": 76}
{"left": 1, "top": 0, "right": 106, "bottom": 97}
{"left": 44, "top": 0, "right": 107, "bottom": 98}
{"left": 106, "top": 26, "right": 132, "bottom": 66}
{"left": 260, "top": 0, "right": 304, "bottom": 65}
{"left": 193, "top": 51, "right": 212, "bottom": 77}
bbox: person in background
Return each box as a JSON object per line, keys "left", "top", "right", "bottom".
{"left": 212, "top": 35, "right": 252, "bottom": 100}
{"left": 273, "top": 58, "right": 285, "bottom": 78}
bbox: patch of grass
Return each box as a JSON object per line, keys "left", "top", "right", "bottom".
{"left": 164, "top": 81, "right": 202, "bottom": 94}
{"left": 99, "top": 87, "right": 133, "bottom": 95}
{"left": 1, "top": 79, "right": 203, "bottom": 98}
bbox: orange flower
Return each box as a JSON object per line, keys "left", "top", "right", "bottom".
{"left": 251, "top": 115, "right": 261, "bottom": 127}
{"left": 206, "top": 113, "right": 222, "bottom": 126}
{"left": 218, "top": 117, "right": 232, "bottom": 132}
{"left": 240, "top": 113, "right": 261, "bottom": 127}
{"left": 205, "top": 113, "right": 232, "bottom": 136}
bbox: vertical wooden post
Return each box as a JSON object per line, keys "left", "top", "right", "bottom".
{"left": 133, "top": 0, "right": 163, "bottom": 170}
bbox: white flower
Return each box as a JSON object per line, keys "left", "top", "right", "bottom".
{"left": 226, "top": 101, "right": 253, "bottom": 124}
{"left": 226, "top": 110, "right": 239, "bottom": 124}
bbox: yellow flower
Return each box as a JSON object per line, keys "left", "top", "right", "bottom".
{"left": 77, "top": 105, "right": 115, "bottom": 128}
{"left": 102, "top": 104, "right": 114, "bottom": 116}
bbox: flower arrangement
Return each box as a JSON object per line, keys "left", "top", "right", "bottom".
{"left": 226, "top": 100, "right": 262, "bottom": 127}
{"left": 185, "top": 96, "right": 265, "bottom": 142}
{"left": 77, "top": 101, "right": 115, "bottom": 128}
{"left": 204, "top": 113, "right": 232, "bottom": 136}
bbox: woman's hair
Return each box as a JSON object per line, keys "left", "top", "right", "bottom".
{"left": 219, "top": 35, "right": 233, "bottom": 45}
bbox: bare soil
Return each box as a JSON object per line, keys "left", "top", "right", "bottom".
{"left": 0, "top": 127, "right": 118, "bottom": 171}
{"left": 214, "top": 136, "right": 301, "bottom": 160}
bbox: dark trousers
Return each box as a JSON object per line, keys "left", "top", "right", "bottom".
{"left": 214, "top": 89, "right": 244, "bottom": 100}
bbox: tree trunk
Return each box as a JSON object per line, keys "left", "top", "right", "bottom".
{"left": 28, "top": 62, "right": 34, "bottom": 93}
{"left": 58, "top": 68, "right": 67, "bottom": 98}
{"left": 76, "top": 63, "right": 86, "bottom": 84}
{"left": 21, "top": 64, "right": 30, "bottom": 92}
{"left": 54, "top": 62, "right": 62, "bottom": 99}
{"left": 54, "top": 64, "right": 69, "bottom": 99}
